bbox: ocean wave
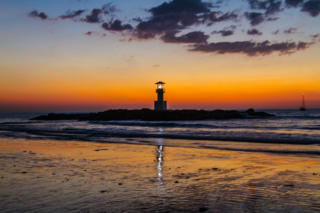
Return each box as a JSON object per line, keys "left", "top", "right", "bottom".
{"left": 273, "top": 116, "right": 320, "bottom": 120}
{"left": 89, "top": 120, "right": 320, "bottom": 131}
{"left": 1, "top": 122, "right": 320, "bottom": 145}
{"left": 1, "top": 126, "right": 320, "bottom": 155}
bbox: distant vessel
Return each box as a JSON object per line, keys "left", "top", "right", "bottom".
{"left": 299, "top": 95, "right": 306, "bottom": 111}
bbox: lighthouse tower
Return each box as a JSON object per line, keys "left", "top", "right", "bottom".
{"left": 154, "top": 81, "right": 167, "bottom": 111}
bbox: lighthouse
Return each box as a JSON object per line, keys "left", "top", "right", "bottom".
{"left": 154, "top": 81, "right": 167, "bottom": 111}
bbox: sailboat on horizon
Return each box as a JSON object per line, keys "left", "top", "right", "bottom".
{"left": 299, "top": 95, "right": 306, "bottom": 111}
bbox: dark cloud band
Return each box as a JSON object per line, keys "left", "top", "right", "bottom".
{"left": 192, "top": 41, "right": 311, "bottom": 56}
{"left": 60, "top": 10, "right": 85, "bottom": 19}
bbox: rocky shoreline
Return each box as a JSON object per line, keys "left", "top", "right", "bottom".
{"left": 32, "top": 108, "right": 273, "bottom": 121}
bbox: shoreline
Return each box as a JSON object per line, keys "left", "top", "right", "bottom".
{"left": 1, "top": 138, "right": 320, "bottom": 212}
{"left": 1, "top": 123, "right": 320, "bottom": 145}
{"left": 0, "top": 134, "right": 320, "bottom": 156}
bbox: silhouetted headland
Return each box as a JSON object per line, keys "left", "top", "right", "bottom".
{"left": 32, "top": 108, "right": 273, "bottom": 121}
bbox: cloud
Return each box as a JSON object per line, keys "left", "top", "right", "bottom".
{"left": 266, "top": 17, "right": 279, "bottom": 21}
{"left": 265, "top": 1, "right": 282, "bottom": 15}
{"left": 284, "top": 27, "right": 297, "bottom": 34}
{"left": 246, "top": 0, "right": 282, "bottom": 25}
{"left": 247, "top": 0, "right": 282, "bottom": 15}
{"left": 272, "top": 29, "right": 280, "bottom": 35}
{"left": 245, "top": 12, "right": 264, "bottom": 26}
{"left": 83, "top": 3, "right": 117, "bottom": 23}
{"left": 203, "top": 11, "right": 238, "bottom": 25}
{"left": 161, "top": 31, "right": 209, "bottom": 43}
{"left": 60, "top": 10, "right": 85, "bottom": 19}
{"left": 134, "top": 0, "right": 238, "bottom": 39}
{"left": 102, "top": 20, "right": 133, "bottom": 31}
{"left": 84, "top": 8, "right": 104, "bottom": 23}
{"left": 135, "top": 13, "right": 199, "bottom": 39}
{"left": 191, "top": 40, "right": 310, "bottom": 56}
{"left": 212, "top": 25, "right": 236, "bottom": 37}
{"left": 213, "top": 30, "right": 234, "bottom": 36}
{"left": 135, "top": 0, "right": 212, "bottom": 39}
{"left": 302, "top": 0, "right": 320, "bottom": 17}
{"left": 29, "top": 10, "right": 48, "bottom": 20}
{"left": 27, "top": 0, "right": 317, "bottom": 57}
{"left": 84, "top": 31, "right": 106, "bottom": 37}
{"left": 285, "top": 0, "right": 303, "bottom": 7}
{"left": 149, "top": 0, "right": 211, "bottom": 16}
{"left": 247, "top": 28, "right": 262, "bottom": 35}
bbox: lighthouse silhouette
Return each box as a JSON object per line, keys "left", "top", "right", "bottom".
{"left": 154, "top": 81, "right": 167, "bottom": 111}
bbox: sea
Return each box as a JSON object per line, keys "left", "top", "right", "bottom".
{"left": 0, "top": 109, "right": 320, "bottom": 154}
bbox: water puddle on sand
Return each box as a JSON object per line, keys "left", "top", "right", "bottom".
{"left": 0, "top": 138, "right": 320, "bottom": 212}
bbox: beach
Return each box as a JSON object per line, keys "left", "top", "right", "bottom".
{"left": 1, "top": 137, "right": 320, "bottom": 212}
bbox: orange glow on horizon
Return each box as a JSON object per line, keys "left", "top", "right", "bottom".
{"left": 1, "top": 37, "right": 320, "bottom": 112}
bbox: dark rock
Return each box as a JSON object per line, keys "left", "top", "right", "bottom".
{"left": 118, "top": 183, "right": 122, "bottom": 185}
{"left": 100, "top": 190, "right": 107, "bottom": 193}
{"left": 31, "top": 109, "right": 274, "bottom": 121}
{"left": 246, "top": 108, "right": 255, "bottom": 113}
{"left": 244, "top": 108, "right": 274, "bottom": 118}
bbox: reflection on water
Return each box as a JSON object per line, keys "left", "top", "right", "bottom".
{"left": 156, "top": 131, "right": 165, "bottom": 184}
{"left": 156, "top": 145, "right": 164, "bottom": 182}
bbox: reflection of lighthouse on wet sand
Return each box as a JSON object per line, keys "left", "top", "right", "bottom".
{"left": 155, "top": 137, "right": 165, "bottom": 186}
{"left": 156, "top": 145, "right": 164, "bottom": 181}
{"left": 155, "top": 141, "right": 166, "bottom": 197}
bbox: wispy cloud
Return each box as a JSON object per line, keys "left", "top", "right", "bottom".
{"left": 29, "top": 10, "right": 48, "bottom": 20}
{"left": 60, "top": 10, "right": 85, "bottom": 20}
{"left": 247, "top": 28, "right": 263, "bottom": 36}
{"left": 102, "top": 20, "right": 133, "bottom": 31}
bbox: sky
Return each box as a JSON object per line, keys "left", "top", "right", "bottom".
{"left": 0, "top": 0, "right": 320, "bottom": 112}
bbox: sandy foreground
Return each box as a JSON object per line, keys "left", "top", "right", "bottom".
{"left": 0, "top": 138, "right": 320, "bottom": 213}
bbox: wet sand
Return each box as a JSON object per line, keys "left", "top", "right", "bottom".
{"left": 0, "top": 138, "right": 320, "bottom": 212}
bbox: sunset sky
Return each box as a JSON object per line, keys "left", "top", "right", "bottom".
{"left": 1, "top": 0, "right": 319, "bottom": 112}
